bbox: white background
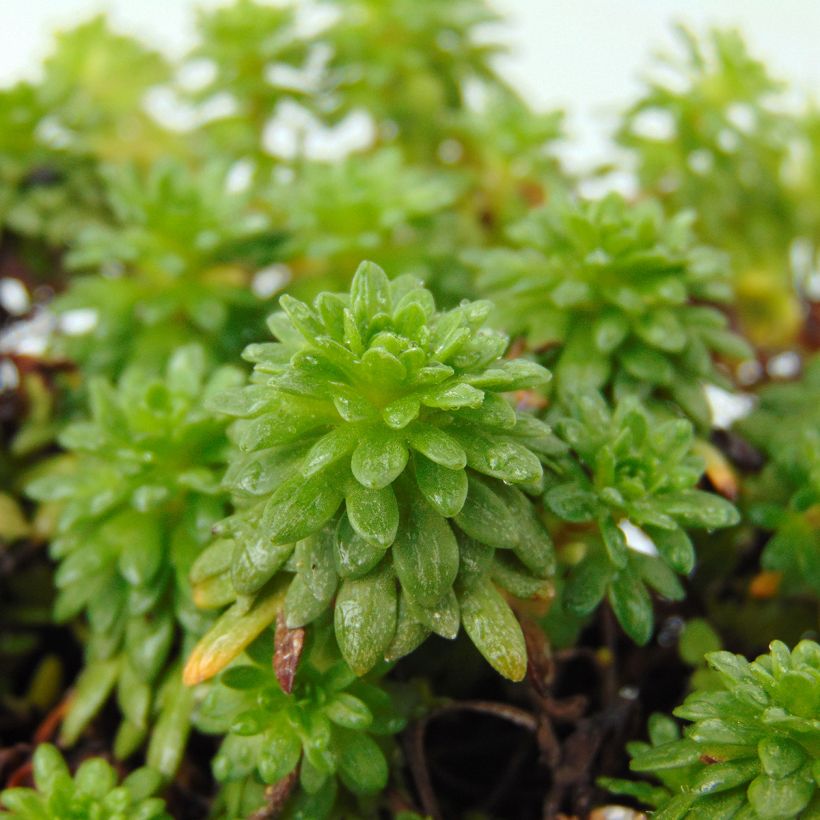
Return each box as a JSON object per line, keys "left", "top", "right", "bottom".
{"left": 0, "top": 0, "right": 818, "bottom": 165}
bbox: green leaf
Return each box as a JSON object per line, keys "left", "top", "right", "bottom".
{"left": 593, "top": 311, "right": 629, "bottom": 353}
{"left": 414, "top": 454, "right": 468, "bottom": 517}
{"left": 334, "top": 513, "right": 388, "bottom": 579}
{"left": 257, "top": 717, "right": 302, "bottom": 784}
{"left": 335, "top": 563, "right": 397, "bottom": 675}
{"left": 231, "top": 535, "right": 295, "bottom": 596}
{"left": 691, "top": 757, "right": 758, "bottom": 795}
{"left": 60, "top": 658, "right": 120, "bottom": 746}
{"left": 385, "top": 592, "right": 431, "bottom": 662}
{"left": 302, "top": 426, "right": 359, "bottom": 477}
{"left": 630, "top": 739, "right": 701, "bottom": 771}
{"left": 454, "top": 474, "right": 519, "bottom": 549}
{"left": 459, "top": 577, "right": 527, "bottom": 681}
{"left": 285, "top": 572, "right": 329, "bottom": 628}
{"left": 262, "top": 471, "right": 344, "bottom": 544}
{"left": 393, "top": 498, "right": 459, "bottom": 607}
{"left": 334, "top": 727, "right": 388, "bottom": 795}
{"left": 351, "top": 429, "right": 409, "bottom": 489}
{"left": 294, "top": 530, "right": 337, "bottom": 603}
{"left": 635, "top": 309, "right": 687, "bottom": 353}
{"left": 407, "top": 589, "right": 461, "bottom": 639}
{"left": 32, "top": 744, "right": 70, "bottom": 793}
{"left": 75, "top": 757, "right": 116, "bottom": 798}
{"left": 545, "top": 482, "right": 599, "bottom": 522}
{"left": 146, "top": 671, "right": 194, "bottom": 779}
{"left": 490, "top": 481, "right": 554, "bottom": 577}
{"left": 453, "top": 428, "right": 543, "bottom": 484}
{"left": 600, "top": 513, "right": 628, "bottom": 569}
{"left": 350, "top": 261, "right": 391, "bottom": 328}
{"left": 383, "top": 395, "right": 421, "bottom": 429}
{"left": 608, "top": 569, "right": 653, "bottom": 644}
{"left": 492, "top": 553, "right": 551, "bottom": 599}
{"left": 775, "top": 671, "right": 820, "bottom": 719}
{"left": 660, "top": 490, "right": 739, "bottom": 529}
{"left": 646, "top": 525, "right": 695, "bottom": 575}
{"left": 747, "top": 773, "right": 814, "bottom": 819}
{"left": 618, "top": 343, "right": 674, "bottom": 385}
{"left": 564, "top": 552, "right": 612, "bottom": 616}
{"left": 407, "top": 423, "right": 466, "bottom": 470}
{"left": 325, "top": 693, "right": 373, "bottom": 730}
{"left": 345, "top": 482, "right": 399, "bottom": 548}
{"left": 758, "top": 737, "right": 806, "bottom": 779}
{"left": 421, "top": 382, "right": 485, "bottom": 410}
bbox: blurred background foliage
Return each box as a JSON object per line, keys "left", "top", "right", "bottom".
{"left": 0, "top": 1, "right": 818, "bottom": 818}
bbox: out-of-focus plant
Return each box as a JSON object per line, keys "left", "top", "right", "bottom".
{"left": 185, "top": 0, "right": 311, "bottom": 170}
{"left": 736, "top": 355, "right": 820, "bottom": 598}
{"left": 0, "top": 82, "right": 107, "bottom": 253}
{"left": 25, "top": 346, "right": 242, "bottom": 776}
{"left": 471, "top": 193, "right": 751, "bottom": 426}
{"left": 618, "top": 26, "right": 808, "bottom": 347}
{"left": 317, "top": 0, "right": 510, "bottom": 161}
{"left": 451, "top": 89, "right": 569, "bottom": 234}
{"left": 39, "top": 16, "right": 175, "bottom": 164}
{"left": 0, "top": 744, "right": 170, "bottom": 820}
{"left": 264, "top": 148, "right": 465, "bottom": 297}
{"left": 53, "top": 160, "right": 283, "bottom": 376}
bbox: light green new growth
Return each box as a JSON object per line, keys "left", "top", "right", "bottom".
{"left": 0, "top": 744, "right": 169, "bottom": 820}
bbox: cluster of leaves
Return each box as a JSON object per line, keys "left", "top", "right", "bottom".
{"left": 196, "top": 622, "right": 411, "bottom": 819}
{"left": 619, "top": 25, "right": 820, "bottom": 346}
{"left": 185, "top": 262, "right": 556, "bottom": 683}
{"left": 543, "top": 391, "right": 738, "bottom": 643}
{"left": 53, "top": 160, "right": 280, "bottom": 376}
{"left": 470, "top": 193, "right": 751, "bottom": 426}
{"left": 736, "top": 355, "right": 820, "bottom": 597}
{"left": 603, "top": 640, "right": 820, "bottom": 818}
{"left": 0, "top": 744, "right": 169, "bottom": 820}
{"left": 25, "top": 346, "right": 241, "bottom": 776}
{"left": 0, "top": 16, "right": 175, "bottom": 254}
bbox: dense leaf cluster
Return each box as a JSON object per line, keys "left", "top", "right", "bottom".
{"left": 0, "top": 744, "right": 169, "bottom": 820}
{"left": 737, "top": 356, "right": 820, "bottom": 596}
{"left": 196, "top": 623, "right": 410, "bottom": 819}
{"left": 544, "top": 391, "right": 738, "bottom": 642}
{"left": 603, "top": 640, "right": 820, "bottom": 818}
{"left": 25, "top": 346, "right": 241, "bottom": 775}
{"left": 191, "top": 261, "right": 555, "bottom": 681}
{"left": 471, "top": 193, "right": 751, "bottom": 424}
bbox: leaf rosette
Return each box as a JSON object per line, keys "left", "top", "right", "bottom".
{"left": 470, "top": 193, "right": 751, "bottom": 425}
{"left": 26, "top": 345, "right": 242, "bottom": 774}
{"left": 604, "top": 640, "right": 820, "bottom": 819}
{"left": 737, "top": 355, "right": 820, "bottom": 597}
{"left": 0, "top": 744, "right": 169, "bottom": 820}
{"left": 545, "top": 391, "right": 738, "bottom": 643}
{"left": 192, "top": 261, "right": 558, "bottom": 681}
{"left": 197, "top": 625, "right": 408, "bottom": 819}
